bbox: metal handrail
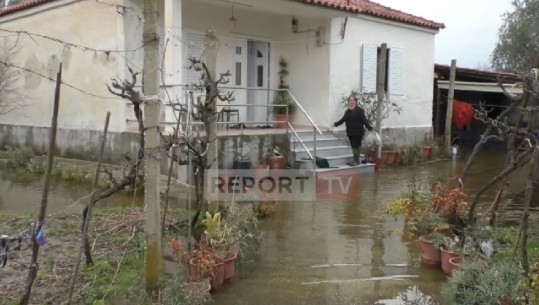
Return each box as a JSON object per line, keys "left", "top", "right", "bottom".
{"left": 287, "top": 122, "right": 314, "bottom": 161}
{"left": 156, "top": 85, "right": 323, "bottom": 167}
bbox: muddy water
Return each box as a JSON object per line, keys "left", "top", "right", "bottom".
{"left": 0, "top": 151, "right": 536, "bottom": 305}
{"left": 212, "top": 150, "right": 535, "bottom": 305}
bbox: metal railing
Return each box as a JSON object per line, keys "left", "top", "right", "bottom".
{"left": 127, "top": 85, "right": 323, "bottom": 167}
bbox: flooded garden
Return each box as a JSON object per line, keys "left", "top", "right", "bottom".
{"left": 1, "top": 148, "right": 538, "bottom": 305}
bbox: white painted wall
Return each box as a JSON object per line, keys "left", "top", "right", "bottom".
{"left": 181, "top": 0, "right": 330, "bottom": 128}
{"left": 328, "top": 16, "right": 437, "bottom": 130}
{"left": 0, "top": 0, "right": 129, "bottom": 132}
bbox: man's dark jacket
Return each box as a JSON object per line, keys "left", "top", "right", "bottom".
{"left": 334, "top": 107, "right": 373, "bottom": 136}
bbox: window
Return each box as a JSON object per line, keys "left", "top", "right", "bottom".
{"left": 361, "top": 44, "right": 404, "bottom": 96}
{"left": 235, "top": 62, "right": 241, "bottom": 86}
{"left": 183, "top": 32, "right": 206, "bottom": 85}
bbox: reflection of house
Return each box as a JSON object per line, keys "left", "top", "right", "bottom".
{"left": 0, "top": 0, "right": 444, "bottom": 163}
{"left": 433, "top": 64, "right": 521, "bottom": 146}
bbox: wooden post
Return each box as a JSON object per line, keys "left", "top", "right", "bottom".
{"left": 142, "top": 0, "right": 162, "bottom": 296}
{"left": 376, "top": 43, "right": 387, "bottom": 159}
{"left": 434, "top": 88, "right": 441, "bottom": 138}
{"left": 67, "top": 112, "right": 111, "bottom": 304}
{"left": 445, "top": 59, "right": 457, "bottom": 152}
{"left": 20, "top": 64, "right": 62, "bottom": 305}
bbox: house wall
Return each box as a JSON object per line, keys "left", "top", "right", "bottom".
{"left": 0, "top": 0, "right": 155, "bottom": 163}
{"left": 328, "top": 16, "right": 438, "bottom": 145}
{"left": 0, "top": 0, "right": 128, "bottom": 132}
{"left": 181, "top": 0, "right": 330, "bottom": 129}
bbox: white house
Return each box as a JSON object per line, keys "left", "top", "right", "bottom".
{"left": 0, "top": 0, "right": 444, "bottom": 162}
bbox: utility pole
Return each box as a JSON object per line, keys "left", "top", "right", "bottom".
{"left": 142, "top": 0, "right": 162, "bottom": 296}
{"left": 445, "top": 59, "right": 457, "bottom": 152}
{"left": 376, "top": 43, "right": 387, "bottom": 160}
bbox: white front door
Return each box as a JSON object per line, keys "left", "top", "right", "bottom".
{"left": 230, "top": 39, "right": 270, "bottom": 127}
{"left": 247, "top": 40, "right": 270, "bottom": 127}
{"left": 231, "top": 39, "right": 248, "bottom": 122}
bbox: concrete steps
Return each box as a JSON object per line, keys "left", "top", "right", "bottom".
{"left": 290, "top": 130, "right": 369, "bottom": 168}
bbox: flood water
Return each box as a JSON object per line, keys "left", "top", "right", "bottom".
{"left": 211, "top": 150, "right": 537, "bottom": 305}
{"left": 0, "top": 150, "right": 537, "bottom": 305}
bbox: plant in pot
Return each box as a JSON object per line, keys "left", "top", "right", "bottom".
{"left": 440, "top": 235, "right": 475, "bottom": 276}
{"left": 169, "top": 239, "right": 214, "bottom": 292}
{"left": 442, "top": 259, "right": 522, "bottom": 305}
{"left": 273, "top": 57, "right": 296, "bottom": 128}
{"left": 202, "top": 211, "right": 238, "bottom": 284}
{"left": 388, "top": 182, "right": 432, "bottom": 223}
{"left": 411, "top": 211, "right": 449, "bottom": 267}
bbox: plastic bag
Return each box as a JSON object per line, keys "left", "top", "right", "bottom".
{"left": 364, "top": 130, "right": 382, "bottom": 146}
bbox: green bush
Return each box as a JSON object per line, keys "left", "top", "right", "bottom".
{"left": 442, "top": 259, "right": 522, "bottom": 305}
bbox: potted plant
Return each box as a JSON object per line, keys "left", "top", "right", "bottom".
{"left": 169, "top": 238, "right": 215, "bottom": 286}
{"left": 442, "top": 259, "right": 522, "bottom": 305}
{"left": 201, "top": 211, "right": 238, "bottom": 283}
{"left": 412, "top": 212, "right": 449, "bottom": 267}
{"left": 273, "top": 57, "right": 296, "bottom": 128}
{"left": 440, "top": 235, "right": 472, "bottom": 276}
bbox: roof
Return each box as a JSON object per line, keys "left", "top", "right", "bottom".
{"left": 435, "top": 64, "right": 521, "bottom": 83}
{"left": 1, "top": 0, "right": 445, "bottom": 31}
{"left": 0, "top": 0, "right": 51, "bottom": 16}
{"left": 299, "top": 0, "right": 445, "bottom": 30}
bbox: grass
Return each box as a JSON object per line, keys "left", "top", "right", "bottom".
{"left": 0, "top": 207, "right": 197, "bottom": 305}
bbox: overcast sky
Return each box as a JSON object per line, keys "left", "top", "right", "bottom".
{"left": 372, "top": 0, "right": 513, "bottom": 69}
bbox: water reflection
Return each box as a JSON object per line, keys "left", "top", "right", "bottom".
{"left": 212, "top": 151, "right": 532, "bottom": 305}
{"left": 0, "top": 151, "right": 535, "bottom": 304}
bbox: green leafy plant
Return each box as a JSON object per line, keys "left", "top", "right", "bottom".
{"left": 222, "top": 201, "right": 262, "bottom": 262}
{"left": 273, "top": 57, "right": 296, "bottom": 115}
{"left": 442, "top": 259, "right": 522, "bottom": 305}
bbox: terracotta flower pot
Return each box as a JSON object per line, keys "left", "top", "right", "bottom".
{"left": 421, "top": 146, "right": 432, "bottom": 160}
{"left": 448, "top": 256, "right": 462, "bottom": 272}
{"left": 386, "top": 151, "right": 397, "bottom": 164}
{"left": 210, "top": 261, "right": 225, "bottom": 292}
{"left": 266, "top": 154, "right": 285, "bottom": 169}
{"left": 419, "top": 235, "right": 441, "bottom": 267}
{"left": 395, "top": 150, "right": 403, "bottom": 165}
{"left": 441, "top": 247, "right": 462, "bottom": 275}
{"left": 381, "top": 151, "right": 389, "bottom": 164}
{"left": 223, "top": 252, "right": 237, "bottom": 282}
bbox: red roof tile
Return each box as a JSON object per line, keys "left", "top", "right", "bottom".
{"left": 0, "top": 0, "right": 445, "bottom": 31}
{"left": 0, "top": 0, "right": 51, "bottom": 17}
{"left": 300, "top": 0, "right": 445, "bottom": 30}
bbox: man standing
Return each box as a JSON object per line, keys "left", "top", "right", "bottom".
{"left": 334, "top": 95, "right": 373, "bottom": 166}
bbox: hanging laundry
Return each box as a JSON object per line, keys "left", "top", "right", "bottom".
{"left": 452, "top": 100, "right": 474, "bottom": 129}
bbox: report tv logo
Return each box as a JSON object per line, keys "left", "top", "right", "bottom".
{"left": 204, "top": 169, "right": 360, "bottom": 201}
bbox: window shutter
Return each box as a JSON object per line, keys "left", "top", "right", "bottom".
{"left": 388, "top": 47, "right": 404, "bottom": 96}
{"left": 183, "top": 32, "right": 206, "bottom": 85}
{"left": 361, "top": 44, "right": 377, "bottom": 93}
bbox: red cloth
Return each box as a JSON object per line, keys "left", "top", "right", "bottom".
{"left": 452, "top": 100, "right": 473, "bottom": 129}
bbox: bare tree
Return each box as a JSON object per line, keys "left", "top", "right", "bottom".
{"left": 0, "top": 39, "right": 25, "bottom": 116}
{"left": 166, "top": 57, "right": 232, "bottom": 228}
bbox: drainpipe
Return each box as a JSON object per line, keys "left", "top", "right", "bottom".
{"left": 376, "top": 43, "right": 387, "bottom": 165}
